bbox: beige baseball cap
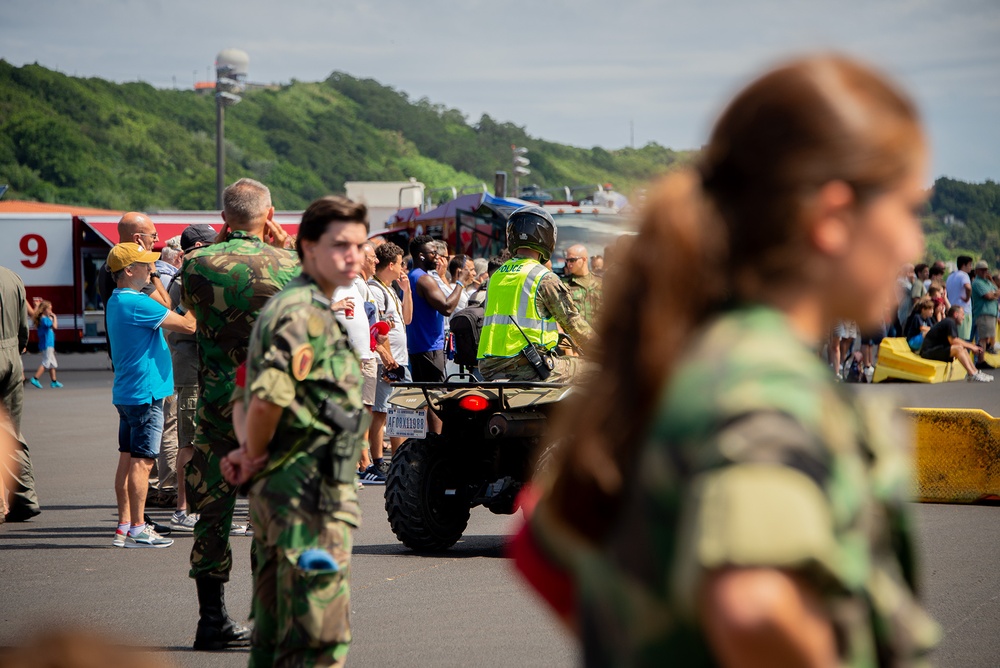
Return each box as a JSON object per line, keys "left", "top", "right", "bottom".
{"left": 108, "top": 242, "right": 160, "bottom": 272}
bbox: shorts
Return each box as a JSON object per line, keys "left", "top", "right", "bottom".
{"left": 410, "top": 349, "right": 446, "bottom": 383}
{"left": 833, "top": 321, "right": 858, "bottom": 339}
{"left": 176, "top": 384, "right": 198, "bottom": 449}
{"left": 975, "top": 315, "right": 996, "bottom": 341}
{"left": 116, "top": 399, "right": 165, "bottom": 460}
{"left": 919, "top": 345, "right": 953, "bottom": 363}
{"left": 361, "top": 358, "right": 378, "bottom": 406}
{"left": 373, "top": 364, "right": 411, "bottom": 413}
{"left": 958, "top": 311, "right": 973, "bottom": 341}
{"left": 40, "top": 347, "right": 57, "bottom": 369}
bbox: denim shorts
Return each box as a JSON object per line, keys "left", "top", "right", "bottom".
{"left": 116, "top": 399, "right": 165, "bottom": 460}
{"left": 373, "top": 365, "right": 411, "bottom": 413}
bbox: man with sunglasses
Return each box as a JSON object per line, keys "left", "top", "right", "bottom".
{"left": 98, "top": 212, "right": 172, "bottom": 313}
{"left": 561, "top": 244, "right": 603, "bottom": 328}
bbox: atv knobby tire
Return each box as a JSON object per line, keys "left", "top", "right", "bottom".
{"left": 385, "top": 435, "right": 471, "bottom": 551}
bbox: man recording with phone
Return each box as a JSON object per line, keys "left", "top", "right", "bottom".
{"left": 477, "top": 206, "right": 593, "bottom": 382}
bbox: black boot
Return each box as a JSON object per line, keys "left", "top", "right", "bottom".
{"left": 193, "top": 577, "right": 252, "bottom": 650}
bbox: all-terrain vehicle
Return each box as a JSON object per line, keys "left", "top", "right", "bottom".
{"left": 383, "top": 377, "right": 571, "bottom": 552}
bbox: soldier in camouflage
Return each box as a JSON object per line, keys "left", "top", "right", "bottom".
{"left": 514, "top": 55, "right": 939, "bottom": 666}
{"left": 222, "top": 196, "right": 370, "bottom": 667}
{"left": 478, "top": 207, "right": 593, "bottom": 383}
{"left": 180, "top": 178, "right": 300, "bottom": 651}
{"left": 529, "top": 306, "right": 941, "bottom": 665}
{"left": 560, "top": 243, "right": 603, "bottom": 327}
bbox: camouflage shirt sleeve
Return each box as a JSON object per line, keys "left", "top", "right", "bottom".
{"left": 536, "top": 272, "right": 593, "bottom": 347}
{"left": 247, "top": 302, "right": 312, "bottom": 409}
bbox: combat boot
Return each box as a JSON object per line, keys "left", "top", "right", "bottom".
{"left": 193, "top": 577, "right": 252, "bottom": 650}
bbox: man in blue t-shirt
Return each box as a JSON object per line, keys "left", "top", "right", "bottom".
{"left": 405, "top": 235, "right": 472, "bottom": 433}
{"left": 106, "top": 243, "right": 196, "bottom": 548}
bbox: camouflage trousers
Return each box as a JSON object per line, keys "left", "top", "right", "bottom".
{"left": 480, "top": 352, "right": 594, "bottom": 384}
{"left": 248, "top": 471, "right": 354, "bottom": 668}
{"left": 187, "top": 411, "right": 239, "bottom": 581}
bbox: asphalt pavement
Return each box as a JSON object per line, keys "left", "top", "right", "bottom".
{"left": 2, "top": 353, "right": 1000, "bottom": 666}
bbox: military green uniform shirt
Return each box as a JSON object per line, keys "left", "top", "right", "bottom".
{"left": 561, "top": 272, "right": 603, "bottom": 327}
{"left": 533, "top": 305, "right": 939, "bottom": 666}
{"left": 245, "top": 273, "right": 368, "bottom": 668}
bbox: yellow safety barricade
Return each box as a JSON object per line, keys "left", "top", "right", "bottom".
{"left": 905, "top": 408, "right": 1000, "bottom": 503}
{"left": 872, "top": 337, "right": 966, "bottom": 384}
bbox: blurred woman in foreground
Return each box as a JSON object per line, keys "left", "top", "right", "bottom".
{"left": 513, "top": 54, "right": 940, "bottom": 666}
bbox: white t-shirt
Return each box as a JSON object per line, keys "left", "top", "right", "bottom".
{"left": 368, "top": 277, "right": 409, "bottom": 367}
{"left": 946, "top": 270, "right": 972, "bottom": 313}
{"left": 333, "top": 278, "right": 376, "bottom": 360}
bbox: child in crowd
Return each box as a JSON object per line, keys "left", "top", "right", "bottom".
{"left": 928, "top": 285, "right": 947, "bottom": 322}
{"left": 29, "top": 300, "right": 62, "bottom": 389}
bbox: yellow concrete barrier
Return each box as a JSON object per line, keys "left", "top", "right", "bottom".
{"left": 905, "top": 408, "right": 1000, "bottom": 503}
{"left": 873, "top": 337, "right": 966, "bottom": 383}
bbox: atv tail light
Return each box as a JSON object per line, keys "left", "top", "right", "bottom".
{"left": 458, "top": 395, "right": 491, "bottom": 412}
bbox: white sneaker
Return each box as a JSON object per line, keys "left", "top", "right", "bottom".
{"left": 968, "top": 371, "right": 994, "bottom": 383}
{"left": 170, "top": 511, "right": 198, "bottom": 532}
{"left": 864, "top": 365, "right": 875, "bottom": 383}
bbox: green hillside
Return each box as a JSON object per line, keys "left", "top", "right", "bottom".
{"left": 925, "top": 177, "right": 1000, "bottom": 266}
{"left": 0, "top": 61, "right": 693, "bottom": 211}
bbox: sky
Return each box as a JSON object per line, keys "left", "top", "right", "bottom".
{"left": 3, "top": 0, "right": 999, "bottom": 183}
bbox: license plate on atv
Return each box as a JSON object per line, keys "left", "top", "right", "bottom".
{"left": 386, "top": 407, "right": 427, "bottom": 439}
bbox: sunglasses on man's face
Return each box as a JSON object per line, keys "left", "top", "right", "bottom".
{"left": 565, "top": 257, "right": 582, "bottom": 263}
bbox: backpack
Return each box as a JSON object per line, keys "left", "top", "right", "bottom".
{"left": 843, "top": 356, "right": 865, "bottom": 383}
{"left": 450, "top": 303, "right": 485, "bottom": 368}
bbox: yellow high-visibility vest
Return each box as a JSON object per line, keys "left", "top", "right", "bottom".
{"left": 477, "top": 258, "right": 559, "bottom": 359}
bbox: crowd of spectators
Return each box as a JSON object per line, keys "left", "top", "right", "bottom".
{"left": 828, "top": 254, "right": 1000, "bottom": 383}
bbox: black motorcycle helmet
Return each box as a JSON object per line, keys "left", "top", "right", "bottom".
{"left": 506, "top": 206, "right": 557, "bottom": 263}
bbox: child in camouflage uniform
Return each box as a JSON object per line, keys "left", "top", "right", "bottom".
{"left": 514, "top": 55, "right": 940, "bottom": 666}
{"left": 223, "top": 196, "right": 370, "bottom": 667}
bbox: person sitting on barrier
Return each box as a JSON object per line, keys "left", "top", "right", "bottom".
{"left": 903, "top": 297, "right": 935, "bottom": 351}
{"left": 477, "top": 206, "right": 594, "bottom": 383}
{"left": 919, "top": 305, "right": 993, "bottom": 382}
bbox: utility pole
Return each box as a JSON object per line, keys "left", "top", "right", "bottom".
{"left": 512, "top": 145, "right": 529, "bottom": 198}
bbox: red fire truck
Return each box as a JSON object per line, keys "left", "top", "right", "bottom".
{"left": 0, "top": 203, "right": 301, "bottom": 348}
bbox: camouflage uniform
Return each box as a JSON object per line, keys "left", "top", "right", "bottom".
{"left": 561, "top": 272, "right": 603, "bottom": 327}
{"left": 180, "top": 230, "right": 299, "bottom": 581}
{"left": 244, "top": 273, "right": 368, "bottom": 667}
{"left": 532, "top": 306, "right": 939, "bottom": 666}
{"left": 479, "top": 272, "right": 594, "bottom": 382}
{"left": 0, "top": 266, "right": 39, "bottom": 518}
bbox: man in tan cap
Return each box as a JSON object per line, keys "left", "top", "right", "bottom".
{"left": 971, "top": 259, "right": 999, "bottom": 358}
{"left": 106, "top": 243, "right": 195, "bottom": 549}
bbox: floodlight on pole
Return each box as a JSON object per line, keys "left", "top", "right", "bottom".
{"left": 215, "top": 49, "right": 249, "bottom": 209}
{"left": 511, "top": 145, "right": 530, "bottom": 196}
